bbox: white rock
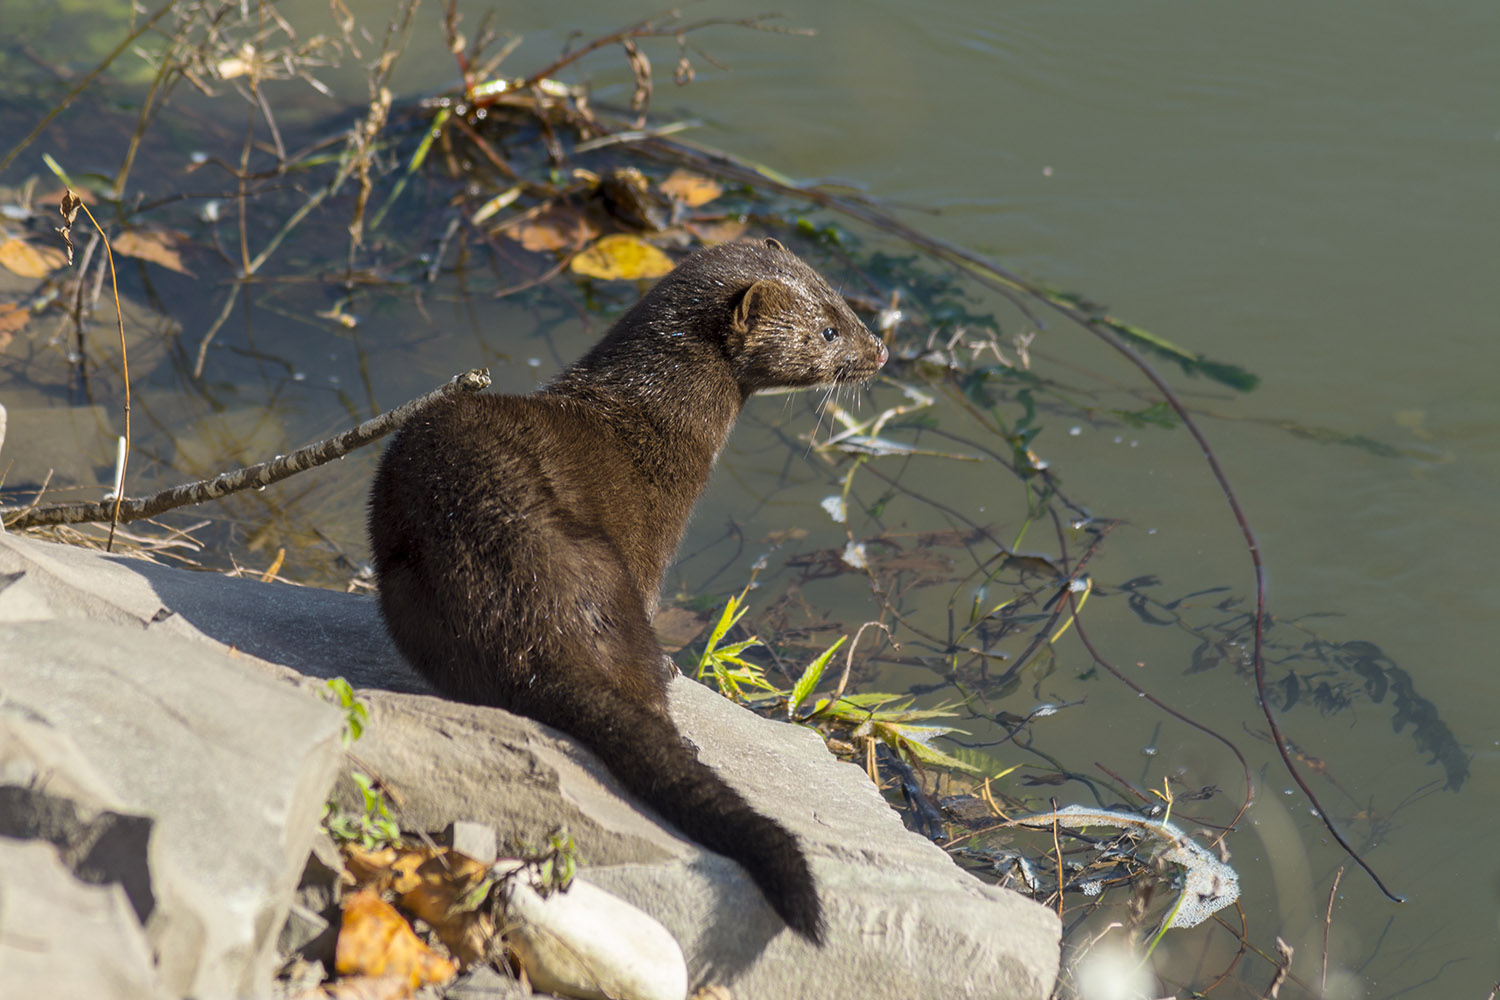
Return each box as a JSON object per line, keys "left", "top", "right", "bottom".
{"left": 499, "top": 864, "right": 688, "bottom": 1000}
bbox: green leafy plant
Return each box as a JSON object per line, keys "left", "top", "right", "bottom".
{"left": 318, "top": 677, "right": 399, "bottom": 849}
{"left": 695, "top": 589, "right": 777, "bottom": 700}
{"left": 322, "top": 771, "right": 401, "bottom": 850}
{"left": 323, "top": 676, "right": 369, "bottom": 746}
{"left": 810, "top": 692, "right": 981, "bottom": 774}
{"left": 787, "top": 634, "right": 847, "bottom": 719}
{"left": 513, "top": 827, "right": 581, "bottom": 898}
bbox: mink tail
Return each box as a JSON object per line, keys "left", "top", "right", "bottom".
{"left": 521, "top": 681, "right": 825, "bottom": 945}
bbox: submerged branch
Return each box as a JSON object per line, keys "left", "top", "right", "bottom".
{"left": 1, "top": 370, "right": 490, "bottom": 531}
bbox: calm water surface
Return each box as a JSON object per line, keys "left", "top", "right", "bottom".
{"left": 2, "top": 2, "right": 1495, "bottom": 996}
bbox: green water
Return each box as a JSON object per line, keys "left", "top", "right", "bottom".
{"left": 1, "top": 3, "right": 1495, "bottom": 995}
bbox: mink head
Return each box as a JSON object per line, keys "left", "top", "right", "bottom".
{"left": 721, "top": 239, "right": 887, "bottom": 393}
{"left": 635, "top": 238, "right": 888, "bottom": 396}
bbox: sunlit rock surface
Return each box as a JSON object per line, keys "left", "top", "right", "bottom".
{"left": 0, "top": 532, "right": 1059, "bottom": 999}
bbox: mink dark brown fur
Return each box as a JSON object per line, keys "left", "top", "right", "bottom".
{"left": 368, "top": 239, "right": 887, "bottom": 944}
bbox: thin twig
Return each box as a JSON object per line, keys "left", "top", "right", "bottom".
{"left": 1322, "top": 866, "right": 1345, "bottom": 995}
{"left": 2, "top": 370, "right": 490, "bottom": 530}
{"left": 68, "top": 199, "right": 131, "bottom": 551}
{"left": 1262, "top": 937, "right": 1293, "bottom": 1000}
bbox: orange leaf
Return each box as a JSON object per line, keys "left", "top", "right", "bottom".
{"left": 511, "top": 206, "right": 597, "bottom": 252}
{"left": 0, "top": 238, "right": 67, "bottom": 279}
{"left": 689, "top": 219, "right": 749, "bottom": 246}
{"left": 336, "top": 890, "right": 456, "bottom": 992}
{"left": 342, "top": 844, "right": 400, "bottom": 892}
{"left": 0, "top": 302, "right": 26, "bottom": 351}
{"left": 660, "top": 169, "right": 723, "bottom": 208}
{"left": 569, "top": 234, "right": 675, "bottom": 281}
{"left": 396, "top": 849, "right": 495, "bottom": 967}
{"left": 112, "top": 227, "right": 193, "bottom": 275}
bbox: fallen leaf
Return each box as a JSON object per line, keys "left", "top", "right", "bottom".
{"left": 688, "top": 218, "right": 748, "bottom": 245}
{"left": 0, "top": 302, "right": 26, "bottom": 350}
{"left": 0, "top": 238, "right": 67, "bottom": 278}
{"left": 511, "top": 206, "right": 596, "bottom": 252}
{"left": 112, "top": 227, "right": 193, "bottom": 275}
{"left": 396, "top": 849, "right": 496, "bottom": 967}
{"left": 342, "top": 844, "right": 400, "bottom": 892}
{"left": 660, "top": 169, "right": 723, "bottom": 207}
{"left": 654, "top": 606, "right": 707, "bottom": 653}
{"left": 569, "top": 234, "right": 674, "bottom": 281}
{"left": 335, "top": 889, "right": 456, "bottom": 992}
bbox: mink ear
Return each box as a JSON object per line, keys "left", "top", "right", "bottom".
{"left": 763, "top": 237, "right": 786, "bottom": 252}
{"left": 732, "top": 279, "right": 792, "bottom": 335}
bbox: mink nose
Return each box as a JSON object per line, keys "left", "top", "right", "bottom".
{"left": 876, "top": 341, "right": 889, "bottom": 368}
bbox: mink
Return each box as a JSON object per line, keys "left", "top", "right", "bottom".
{"left": 369, "top": 238, "right": 888, "bottom": 943}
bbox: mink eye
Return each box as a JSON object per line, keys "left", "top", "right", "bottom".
{"left": 820, "top": 326, "right": 838, "bottom": 342}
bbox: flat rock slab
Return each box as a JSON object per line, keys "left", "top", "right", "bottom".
{"left": 0, "top": 838, "right": 165, "bottom": 1000}
{"left": 0, "top": 539, "right": 346, "bottom": 1000}
{"left": 0, "top": 531, "right": 1059, "bottom": 999}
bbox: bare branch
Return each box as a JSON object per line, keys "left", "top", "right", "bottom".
{"left": 2, "top": 370, "right": 490, "bottom": 530}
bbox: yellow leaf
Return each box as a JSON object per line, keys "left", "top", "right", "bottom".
{"left": 569, "top": 234, "right": 674, "bottom": 281}
{"left": 0, "top": 238, "right": 67, "bottom": 278}
{"left": 660, "top": 169, "right": 723, "bottom": 207}
{"left": 112, "top": 227, "right": 193, "bottom": 275}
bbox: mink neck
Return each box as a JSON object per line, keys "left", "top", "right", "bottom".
{"left": 544, "top": 296, "right": 746, "bottom": 458}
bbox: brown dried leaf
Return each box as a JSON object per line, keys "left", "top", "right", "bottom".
{"left": 569, "top": 234, "right": 674, "bottom": 281}
{"left": 511, "top": 206, "right": 597, "bottom": 253}
{"left": 0, "top": 302, "right": 26, "bottom": 350}
{"left": 660, "top": 169, "right": 723, "bottom": 208}
{"left": 335, "top": 889, "right": 456, "bottom": 992}
{"left": 654, "top": 606, "right": 708, "bottom": 653}
{"left": 56, "top": 191, "right": 82, "bottom": 265}
{"left": 112, "top": 227, "right": 193, "bottom": 275}
{"left": 0, "top": 238, "right": 67, "bottom": 279}
{"left": 341, "top": 844, "right": 400, "bottom": 892}
{"left": 395, "top": 848, "right": 495, "bottom": 967}
{"left": 623, "top": 39, "right": 652, "bottom": 123}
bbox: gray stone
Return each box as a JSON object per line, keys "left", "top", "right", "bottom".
{"left": 448, "top": 819, "right": 499, "bottom": 864}
{"left": 442, "top": 966, "right": 532, "bottom": 1000}
{"left": 0, "top": 531, "right": 419, "bottom": 694}
{"left": 0, "top": 611, "right": 345, "bottom": 1000}
{"left": 0, "top": 839, "right": 166, "bottom": 1000}
{"left": 0, "top": 531, "right": 1060, "bottom": 999}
